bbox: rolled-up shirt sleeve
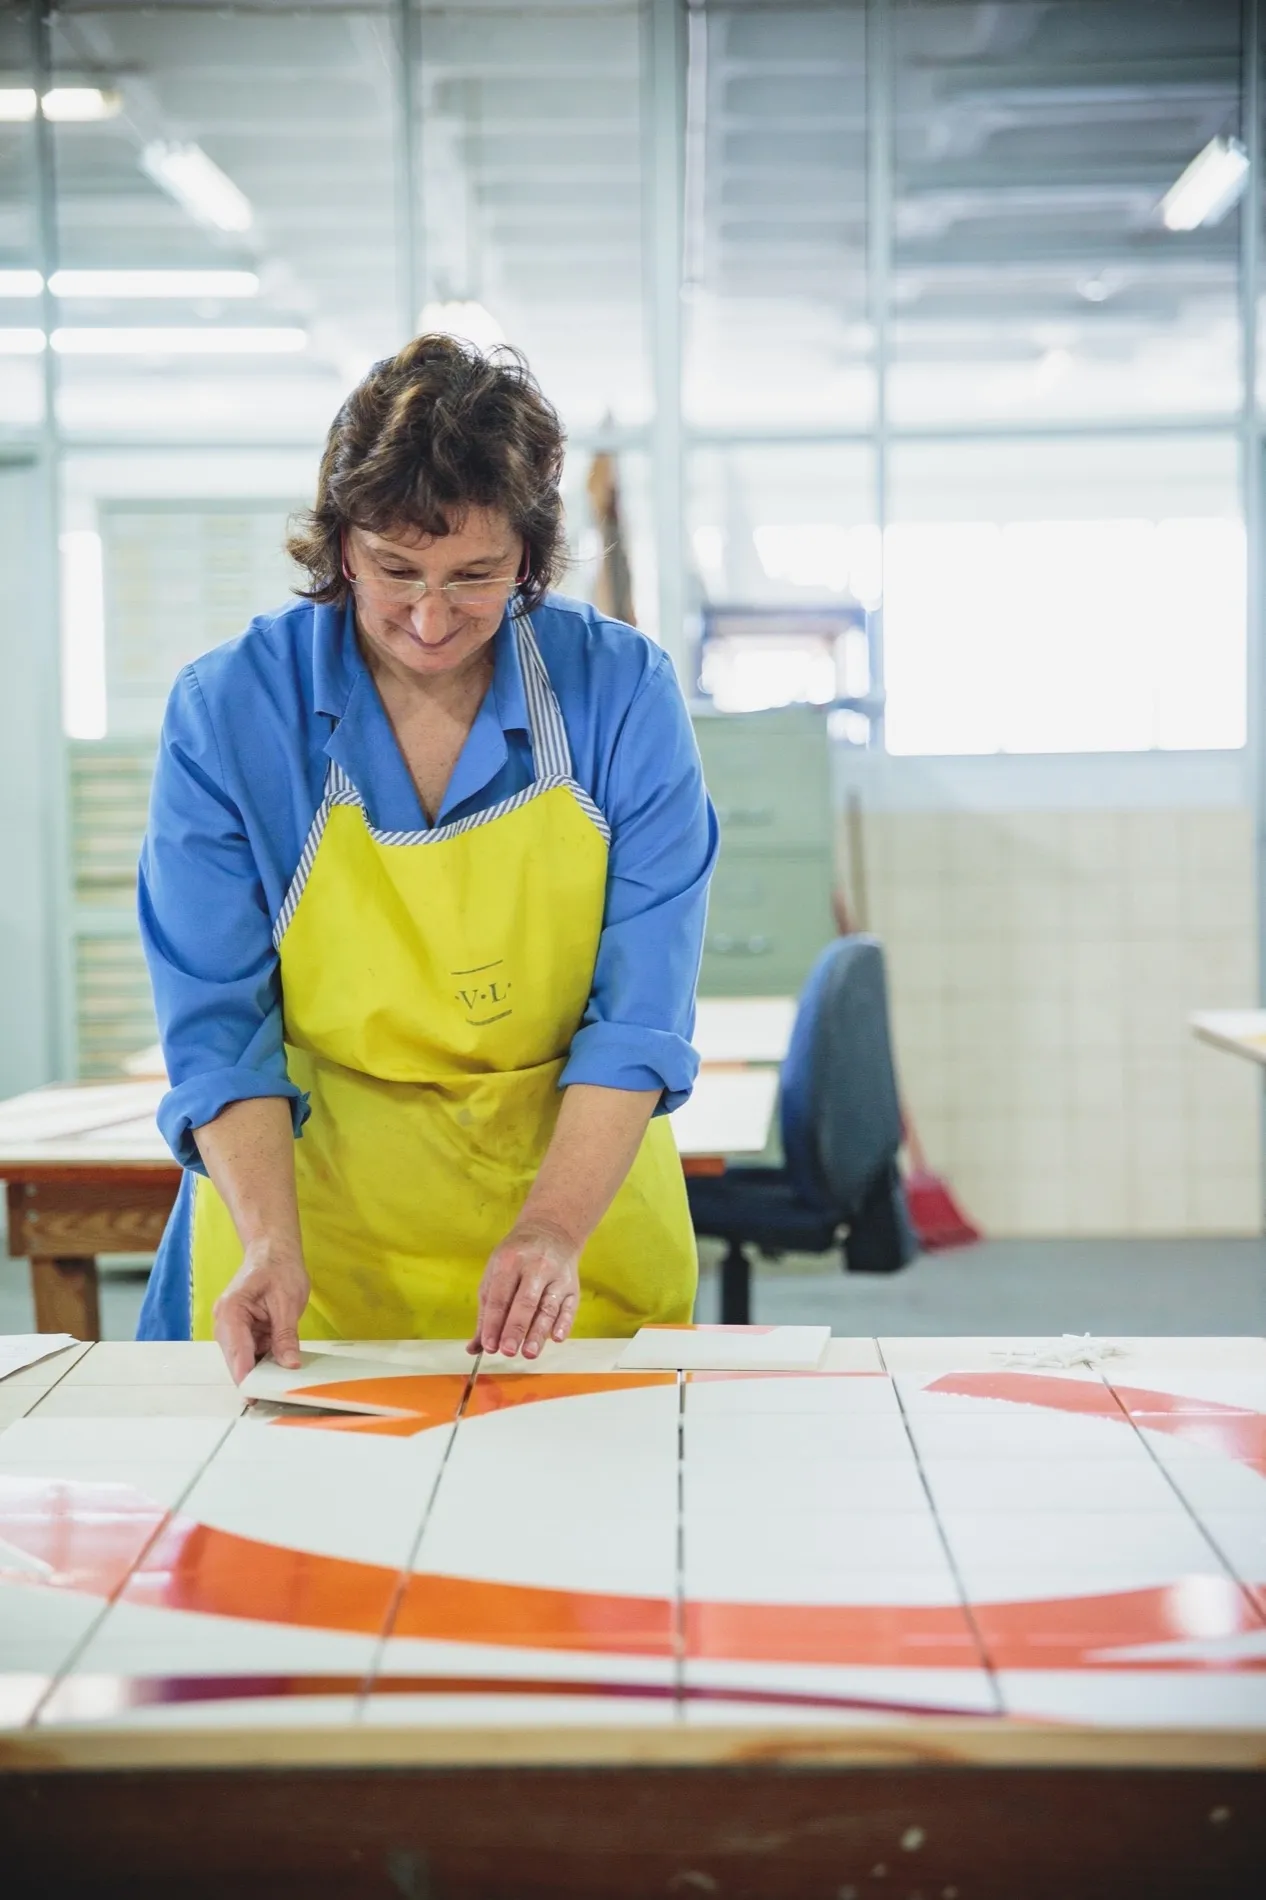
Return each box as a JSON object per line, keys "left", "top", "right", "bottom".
{"left": 560, "top": 652, "right": 719, "bottom": 1111}
{"left": 139, "top": 665, "right": 307, "bottom": 1171}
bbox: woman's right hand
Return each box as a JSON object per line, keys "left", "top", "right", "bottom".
{"left": 212, "top": 1238, "right": 311, "bottom": 1385}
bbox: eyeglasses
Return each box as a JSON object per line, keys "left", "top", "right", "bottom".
{"left": 341, "top": 533, "right": 528, "bottom": 611}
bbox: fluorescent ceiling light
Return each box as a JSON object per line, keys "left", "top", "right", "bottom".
{"left": 0, "top": 89, "right": 37, "bottom": 122}
{"left": 42, "top": 88, "right": 120, "bottom": 122}
{"left": 50, "top": 326, "right": 305, "bottom": 354}
{"left": 418, "top": 299, "right": 505, "bottom": 350}
{"left": 141, "top": 141, "right": 253, "bottom": 234}
{"left": 1160, "top": 136, "right": 1249, "bottom": 231}
{"left": 0, "top": 270, "right": 43, "bottom": 298}
{"left": 49, "top": 269, "right": 260, "bottom": 299}
{"left": 0, "top": 327, "right": 46, "bottom": 354}
{"left": 0, "top": 87, "right": 119, "bottom": 121}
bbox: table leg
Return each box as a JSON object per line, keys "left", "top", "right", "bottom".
{"left": 30, "top": 1255, "right": 101, "bottom": 1340}
{"left": 719, "top": 1239, "right": 751, "bottom": 1324}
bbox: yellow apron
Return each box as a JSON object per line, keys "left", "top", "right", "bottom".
{"left": 190, "top": 614, "right": 698, "bottom": 1340}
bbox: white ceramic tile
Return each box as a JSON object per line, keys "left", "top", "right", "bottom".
{"left": 418, "top": 1485, "right": 676, "bottom": 1599}
{"left": 0, "top": 1342, "right": 91, "bottom": 1394}
{"left": 0, "top": 1673, "right": 48, "bottom": 1728}
{"left": 905, "top": 1411, "right": 1152, "bottom": 1463}
{"left": 240, "top": 1351, "right": 470, "bottom": 1414}
{"left": 681, "top": 1562, "right": 963, "bottom": 1608}
{"left": 0, "top": 1416, "right": 230, "bottom": 1469}
{"left": 684, "top": 1413, "right": 914, "bottom": 1464}
{"left": 60, "top": 1342, "right": 235, "bottom": 1386}
{"left": 918, "top": 1458, "right": 1177, "bottom": 1515}
{"left": 684, "top": 1371, "right": 898, "bottom": 1415}
{"left": 685, "top": 1459, "right": 928, "bottom": 1516}
{"left": 617, "top": 1325, "right": 829, "bottom": 1373}
{"left": 0, "top": 1336, "right": 79, "bottom": 1382}
{"left": 0, "top": 1578, "right": 104, "bottom": 1673}
{"left": 311, "top": 1339, "right": 485, "bottom": 1373}
{"left": 1108, "top": 1369, "right": 1266, "bottom": 1412}
{"left": 1198, "top": 1513, "right": 1266, "bottom": 1583}
{"left": 457, "top": 1376, "right": 680, "bottom": 1461}
{"left": 684, "top": 1510, "right": 949, "bottom": 1578}
{"left": 58, "top": 1597, "right": 379, "bottom": 1675}
{"left": 881, "top": 1339, "right": 1111, "bottom": 1376}
{"left": 940, "top": 1512, "right": 1221, "bottom": 1592}
{"left": 173, "top": 1458, "right": 431, "bottom": 1572}
{"left": 1148, "top": 1453, "right": 1266, "bottom": 1518}
{"left": 996, "top": 1670, "right": 1266, "bottom": 1730}
{"left": 819, "top": 1339, "right": 885, "bottom": 1372}
{"left": 31, "top": 1384, "right": 246, "bottom": 1419}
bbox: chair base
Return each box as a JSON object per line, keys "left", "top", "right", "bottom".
{"left": 719, "top": 1239, "right": 752, "bottom": 1325}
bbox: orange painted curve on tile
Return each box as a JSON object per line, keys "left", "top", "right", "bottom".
{"left": 927, "top": 1372, "right": 1266, "bottom": 1476}
{"left": 7, "top": 1500, "right": 1263, "bottom": 1672}
{"left": 274, "top": 1370, "right": 676, "bottom": 1436}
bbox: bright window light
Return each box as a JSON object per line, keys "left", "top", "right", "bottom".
{"left": 751, "top": 522, "right": 881, "bottom": 604}
{"left": 883, "top": 517, "right": 1246, "bottom": 755}
{"left": 702, "top": 637, "right": 839, "bottom": 713}
{"left": 49, "top": 269, "right": 260, "bottom": 299}
{"left": 60, "top": 530, "right": 107, "bottom": 741}
{"left": 418, "top": 300, "right": 505, "bottom": 349}
{"left": 50, "top": 326, "right": 306, "bottom": 354}
{"left": 41, "top": 88, "right": 120, "bottom": 122}
{"left": 1160, "top": 136, "right": 1249, "bottom": 231}
{"left": 140, "top": 141, "right": 254, "bottom": 234}
{"left": 0, "top": 270, "right": 43, "bottom": 298}
{"left": 0, "top": 89, "right": 37, "bottom": 121}
{"left": 0, "top": 327, "right": 46, "bottom": 354}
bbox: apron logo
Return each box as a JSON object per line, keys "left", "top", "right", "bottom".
{"left": 452, "top": 958, "right": 513, "bottom": 1026}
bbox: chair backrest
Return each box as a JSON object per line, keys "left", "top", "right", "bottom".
{"left": 780, "top": 935, "right": 905, "bottom": 1218}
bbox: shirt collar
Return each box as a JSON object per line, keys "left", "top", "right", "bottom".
{"left": 312, "top": 597, "right": 530, "bottom": 734}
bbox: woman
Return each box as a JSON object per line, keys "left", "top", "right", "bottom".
{"left": 137, "top": 335, "right": 717, "bottom": 1381}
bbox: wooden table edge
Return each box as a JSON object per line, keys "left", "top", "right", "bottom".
{"left": 3, "top": 1720, "right": 1263, "bottom": 1775}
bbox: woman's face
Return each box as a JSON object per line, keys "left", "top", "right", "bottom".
{"left": 345, "top": 507, "right": 524, "bottom": 682}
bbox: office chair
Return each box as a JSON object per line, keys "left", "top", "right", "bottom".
{"left": 687, "top": 935, "right": 919, "bottom": 1323}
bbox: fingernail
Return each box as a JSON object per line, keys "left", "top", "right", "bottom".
{"left": 524, "top": 1341, "right": 538, "bottom": 1358}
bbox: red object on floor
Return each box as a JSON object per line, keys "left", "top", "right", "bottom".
{"left": 903, "top": 1120, "right": 982, "bottom": 1252}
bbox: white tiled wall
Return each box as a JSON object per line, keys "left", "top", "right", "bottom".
{"left": 859, "top": 808, "right": 1261, "bottom": 1238}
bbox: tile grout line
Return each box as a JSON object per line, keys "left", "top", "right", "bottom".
{"left": 877, "top": 1340, "right": 1005, "bottom": 1716}
{"left": 353, "top": 1353, "right": 482, "bottom": 1719}
{"left": 21, "top": 1340, "right": 96, "bottom": 1416}
{"left": 24, "top": 1405, "right": 243, "bottom": 1728}
{"left": 673, "top": 1368, "right": 686, "bottom": 1719}
{"left": 1099, "top": 1374, "right": 1266, "bottom": 1631}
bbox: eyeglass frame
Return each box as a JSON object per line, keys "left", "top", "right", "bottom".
{"left": 340, "top": 530, "right": 530, "bottom": 607}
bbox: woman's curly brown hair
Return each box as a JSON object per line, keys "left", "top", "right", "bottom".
{"left": 287, "top": 333, "right": 566, "bottom": 612}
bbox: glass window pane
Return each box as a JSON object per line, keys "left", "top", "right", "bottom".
{"left": 884, "top": 436, "right": 1244, "bottom": 753}
{"left": 688, "top": 442, "right": 876, "bottom": 602}
{"left": 50, "top": 6, "right": 401, "bottom": 440}
{"left": 416, "top": 4, "right": 649, "bottom": 429}
{"left": 0, "top": 3, "right": 41, "bottom": 429}
{"left": 892, "top": 0, "right": 1245, "bottom": 425}
{"left": 684, "top": 2, "right": 872, "bottom": 427}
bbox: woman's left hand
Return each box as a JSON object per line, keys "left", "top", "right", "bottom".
{"left": 468, "top": 1218, "right": 581, "bottom": 1359}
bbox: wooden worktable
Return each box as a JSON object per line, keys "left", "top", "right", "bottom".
{"left": 0, "top": 1071, "right": 780, "bottom": 1340}
{"left": 0, "top": 1333, "right": 1262, "bottom": 1897}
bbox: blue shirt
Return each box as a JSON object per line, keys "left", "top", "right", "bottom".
{"left": 140, "top": 592, "right": 719, "bottom": 1171}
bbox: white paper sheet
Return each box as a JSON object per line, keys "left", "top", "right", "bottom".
{"left": 0, "top": 1334, "right": 78, "bottom": 1383}
{"left": 615, "top": 1324, "right": 831, "bottom": 1372}
{"left": 240, "top": 1349, "right": 460, "bottom": 1415}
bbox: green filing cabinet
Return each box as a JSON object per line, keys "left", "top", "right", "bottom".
{"left": 692, "top": 707, "right": 836, "bottom": 998}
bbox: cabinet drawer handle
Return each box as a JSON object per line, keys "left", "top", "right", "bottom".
{"left": 707, "top": 933, "right": 773, "bottom": 957}
{"left": 716, "top": 805, "right": 775, "bottom": 827}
